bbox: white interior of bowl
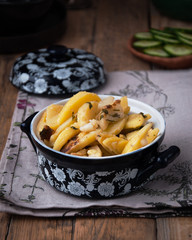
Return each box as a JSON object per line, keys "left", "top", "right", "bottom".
{"left": 31, "top": 95, "right": 165, "bottom": 159}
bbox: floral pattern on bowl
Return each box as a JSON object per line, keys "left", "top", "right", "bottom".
{"left": 37, "top": 151, "right": 140, "bottom": 198}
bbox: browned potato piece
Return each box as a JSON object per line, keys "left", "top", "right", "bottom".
{"left": 124, "top": 113, "right": 151, "bottom": 131}
{"left": 53, "top": 122, "right": 80, "bottom": 151}
{"left": 122, "top": 123, "right": 153, "bottom": 154}
{"left": 62, "top": 131, "right": 99, "bottom": 154}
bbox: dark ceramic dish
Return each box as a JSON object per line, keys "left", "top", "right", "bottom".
{"left": 21, "top": 95, "right": 180, "bottom": 199}
{"left": 0, "top": 0, "right": 53, "bottom": 21}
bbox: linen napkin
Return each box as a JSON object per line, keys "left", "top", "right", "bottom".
{"left": 0, "top": 69, "right": 192, "bottom": 217}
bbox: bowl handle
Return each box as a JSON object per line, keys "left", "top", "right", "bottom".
{"left": 20, "top": 112, "right": 39, "bottom": 153}
{"left": 134, "top": 146, "right": 180, "bottom": 187}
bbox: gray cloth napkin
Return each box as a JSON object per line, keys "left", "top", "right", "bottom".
{"left": 1, "top": 70, "right": 192, "bottom": 217}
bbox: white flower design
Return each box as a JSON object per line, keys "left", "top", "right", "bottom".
{"left": 124, "top": 183, "right": 131, "bottom": 194}
{"left": 19, "top": 73, "right": 29, "bottom": 84}
{"left": 53, "top": 69, "right": 72, "bottom": 80}
{"left": 37, "top": 57, "right": 46, "bottom": 63}
{"left": 96, "top": 171, "right": 113, "bottom": 176}
{"left": 67, "top": 182, "right": 85, "bottom": 196}
{"left": 130, "top": 169, "right": 138, "bottom": 179}
{"left": 80, "top": 79, "right": 97, "bottom": 90}
{"left": 22, "top": 82, "right": 34, "bottom": 93}
{"left": 49, "top": 85, "right": 63, "bottom": 94}
{"left": 62, "top": 80, "right": 80, "bottom": 92}
{"left": 27, "top": 64, "right": 39, "bottom": 71}
{"left": 98, "top": 182, "right": 115, "bottom": 197}
{"left": 34, "top": 79, "right": 48, "bottom": 94}
{"left": 86, "top": 184, "right": 94, "bottom": 191}
{"left": 52, "top": 168, "right": 66, "bottom": 182}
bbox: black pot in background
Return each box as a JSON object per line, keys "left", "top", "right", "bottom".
{"left": 0, "top": 0, "right": 53, "bottom": 34}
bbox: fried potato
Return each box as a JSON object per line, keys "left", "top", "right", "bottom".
{"left": 77, "top": 101, "right": 99, "bottom": 127}
{"left": 53, "top": 122, "right": 80, "bottom": 151}
{"left": 36, "top": 111, "right": 47, "bottom": 136}
{"left": 61, "top": 130, "right": 99, "bottom": 154}
{"left": 57, "top": 91, "right": 101, "bottom": 125}
{"left": 87, "top": 145, "right": 102, "bottom": 157}
{"left": 37, "top": 92, "right": 159, "bottom": 157}
{"left": 104, "top": 116, "right": 128, "bottom": 135}
{"left": 124, "top": 113, "right": 151, "bottom": 131}
{"left": 46, "top": 104, "right": 63, "bottom": 130}
{"left": 122, "top": 123, "right": 153, "bottom": 154}
{"left": 120, "top": 96, "right": 130, "bottom": 114}
{"left": 146, "top": 128, "right": 159, "bottom": 144}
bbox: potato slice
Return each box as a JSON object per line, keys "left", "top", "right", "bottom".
{"left": 104, "top": 116, "right": 128, "bottom": 135}
{"left": 124, "top": 113, "right": 151, "bottom": 131}
{"left": 120, "top": 96, "right": 130, "bottom": 114}
{"left": 36, "top": 111, "right": 47, "bottom": 136}
{"left": 77, "top": 101, "right": 99, "bottom": 127}
{"left": 126, "top": 130, "right": 139, "bottom": 141}
{"left": 62, "top": 130, "right": 99, "bottom": 154}
{"left": 49, "top": 116, "right": 76, "bottom": 146}
{"left": 103, "top": 136, "right": 128, "bottom": 155}
{"left": 71, "top": 149, "right": 87, "bottom": 157}
{"left": 46, "top": 104, "right": 63, "bottom": 130}
{"left": 87, "top": 145, "right": 102, "bottom": 157}
{"left": 53, "top": 122, "right": 80, "bottom": 151}
{"left": 57, "top": 91, "right": 101, "bottom": 125}
{"left": 122, "top": 123, "right": 153, "bottom": 154}
{"left": 146, "top": 128, "right": 159, "bottom": 144}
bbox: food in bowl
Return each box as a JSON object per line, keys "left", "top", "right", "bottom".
{"left": 21, "top": 92, "right": 180, "bottom": 198}
{"left": 36, "top": 91, "right": 159, "bottom": 157}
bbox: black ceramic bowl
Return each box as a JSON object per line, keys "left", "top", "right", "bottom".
{"left": 21, "top": 95, "right": 180, "bottom": 199}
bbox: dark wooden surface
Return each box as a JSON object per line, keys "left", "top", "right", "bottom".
{"left": 1, "top": 0, "right": 192, "bottom": 239}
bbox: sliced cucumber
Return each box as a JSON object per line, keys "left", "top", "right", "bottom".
{"left": 150, "top": 28, "right": 175, "bottom": 38}
{"left": 176, "top": 31, "right": 192, "bottom": 41}
{"left": 164, "top": 27, "right": 192, "bottom": 34}
{"left": 133, "top": 40, "right": 161, "bottom": 48}
{"left": 154, "top": 35, "right": 180, "bottom": 44}
{"left": 134, "top": 32, "right": 153, "bottom": 40}
{"left": 164, "top": 44, "right": 192, "bottom": 56}
{"left": 143, "top": 47, "right": 170, "bottom": 57}
{"left": 178, "top": 36, "right": 192, "bottom": 46}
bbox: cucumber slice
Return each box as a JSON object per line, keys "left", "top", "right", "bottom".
{"left": 134, "top": 32, "right": 153, "bottom": 40}
{"left": 150, "top": 28, "right": 175, "bottom": 38}
{"left": 164, "top": 27, "right": 192, "bottom": 34}
{"left": 133, "top": 40, "right": 161, "bottom": 48}
{"left": 178, "top": 36, "right": 192, "bottom": 46}
{"left": 176, "top": 31, "right": 192, "bottom": 41}
{"left": 154, "top": 35, "right": 180, "bottom": 44}
{"left": 143, "top": 47, "right": 170, "bottom": 57}
{"left": 164, "top": 44, "right": 192, "bottom": 56}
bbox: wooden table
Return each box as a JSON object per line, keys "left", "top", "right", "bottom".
{"left": 0, "top": 0, "right": 192, "bottom": 239}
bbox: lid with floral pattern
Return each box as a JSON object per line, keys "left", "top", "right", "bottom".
{"left": 10, "top": 45, "right": 106, "bottom": 95}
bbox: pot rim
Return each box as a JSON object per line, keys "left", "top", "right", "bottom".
{"left": 31, "top": 95, "right": 166, "bottom": 161}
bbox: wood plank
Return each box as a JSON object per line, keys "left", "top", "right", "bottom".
{"left": 0, "top": 55, "right": 19, "bottom": 155}
{"left": 0, "top": 213, "right": 11, "bottom": 239}
{"left": 92, "top": 0, "right": 151, "bottom": 71}
{"left": 57, "top": 3, "right": 97, "bottom": 52}
{"left": 73, "top": 217, "right": 156, "bottom": 240}
{"left": 7, "top": 216, "right": 73, "bottom": 240}
{"left": 157, "top": 217, "right": 192, "bottom": 240}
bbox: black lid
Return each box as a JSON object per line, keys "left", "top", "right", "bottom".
{"left": 10, "top": 45, "right": 106, "bottom": 96}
